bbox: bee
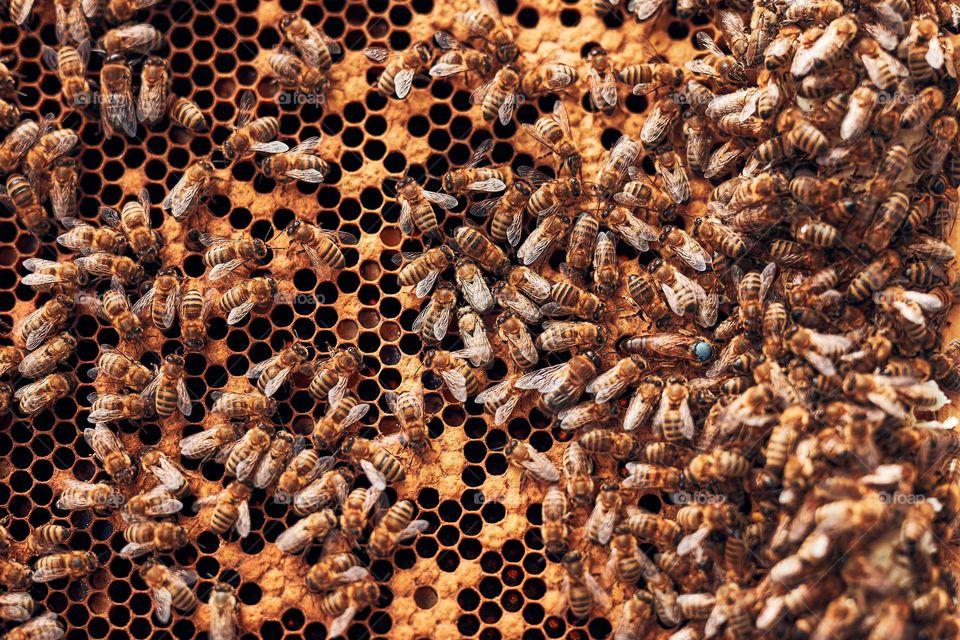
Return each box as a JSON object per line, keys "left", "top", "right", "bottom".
{"left": 306, "top": 553, "right": 369, "bottom": 593}
{"left": 395, "top": 175, "right": 458, "bottom": 239}
{"left": 658, "top": 226, "right": 711, "bottom": 272}
{"left": 455, "top": 307, "right": 494, "bottom": 368}
{"left": 140, "top": 354, "right": 191, "bottom": 419}
{"left": 4, "top": 612, "right": 64, "bottom": 640}
{"left": 412, "top": 283, "right": 457, "bottom": 343}
{"left": 138, "top": 559, "right": 198, "bottom": 624}
{"left": 475, "top": 375, "right": 526, "bottom": 425}
{"left": 198, "top": 480, "right": 253, "bottom": 538}
{"left": 906, "top": 17, "right": 945, "bottom": 82}
{"left": 280, "top": 14, "right": 340, "bottom": 71}
{"left": 222, "top": 423, "right": 273, "bottom": 482}
{"left": 283, "top": 218, "right": 357, "bottom": 277}
{"left": 267, "top": 47, "right": 329, "bottom": 96}
{"left": 317, "top": 582, "right": 381, "bottom": 639}
{"left": 537, "top": 320, "right": 604, "bottom": 354}
{"left": 130, "top": 269, "right": 181, "bottom": 331}
{"left": 340, "top": 486, "right": 381, "bottom": 542}
{"left": 443, "top": 139, "right": 507, "bottom": 195}
{"left": 601, "top": 206, "right": 659, "bottom": 253}
{"left": 545, "top": 280, "right": 605, "bottom": 321}
{"left": 260, "top": 137, "right": 329, "bottom": 184}
{"left": 368, "top": 499, "right": 430, "bottom": 559}
{"left": 491, "top": 282, "right": 541, "bottom": 325}
{"left": 648, "top": 379, "right": 694, "bottom": 442}
{"left": 625, "top": 273, "right": 670, "bottom": 327}
{"left": 641, "top": 97, "right": 682, "bottom": 151}
{"left": 121, "top": 520, "right": 187, "bottom": 558}
{"left": 916, "top": 116, "right": 957, "bottom": 176}
{"left": 456, "top": 0, "right": 518, "bottom": 64}
{"left": 518, "top": 352, "right": 600, "bottom": 414}
{"left": 736, "top": 263, "right": 776, "bottom": 334}
{"left": 97, "top": 280, "right": 142, "bottom": 342}
{"left": 121, "top": 487, "right": 184, "bottom": 523}
{"left": 312, "top": 393, "right": 371, "bottom": 449}
{"left": 0, "top": 592, "right": 35, "bottom": 622}
{"left": 218, "top": 275, "right": 278, "bottom": 325}
{"left": 471, "top": 180, "right": 531, "bottom": 247}
{"left": 364, "top": 41, "right": 432, "bottom": 100}
{"left": 520, "top": 52, "right": 579, "bottom": 98}
{"left": 846, "top": 250, "right": 901, "bottom": 303}
{"left": 505, "top": 265, "right": 551, "bottom": 304}
{"left": 208, "top": 583, "right": 239, "bottom": 640}
{"left": 82, "top": 424, "right": 135, "bottom": 484}
{"left": 430, "top": 30, "right": 494, "bottom": 81}
{"left": 454, "top": 259, "right": 494, "bottom": 313}
{"left": 341, "top": 435, "right": 406, "bottom": 488}
{"left": 0, "top": 119, "right": 40, "bottom": 174}
{"left": 901, "top": 87, "right": 944, "bottom": 131}
{"left": 562, "top": 550, "right": 610, "bottom": 619}
{"left": 580, "top": 430, "right": 638, "bottom": 461}
{"left": 99, "top": 189, "right": 162, "bottom": 262}
{"left": 48, "top": 157, "right": 78, "bottom": 221}
{"left": 98, "top": 23, "right": 164, "bottom": 56}
{"left": 584, "top": 355, "right": 647, "bottom": 405}
{"left": 41, "top": 42, "right": 91, "bottom": 109}
{"left": 691, "top": 216, "right": 748, "bottom": 259}
{"left": 594, "top": 136, "right": 642, "bottom": 203}
{"left": 522, "top": 100, "right": 582, "bottom": 178}
{"left": 210, "top": 390, "right": 277, "bottom": 420}
{"left": 15, "top": 372, "right": 76, "bottom": 415}
{"left": 253, "top": 430, "right": 297, "bottom": 489}
{"left": 564, "top": 211, "right": 600, "bottom": 273}
{"left": 4, "top": 173, "right": 49, "bottom": 237}
{"left": 247, "top": 343, "right": 311, "bottom": 397}
{"left": 178, "top": 422, "right": 245, "bottom": 460}
{"left": 29, "top": 113, "right": 77, "bottom": 168}
{"left": 622, "top": 462, "right": 683, "bottom": 491}
{"left": 17, "top": 333, "right": 74, "bottom": 379}
{"left": 56, "top": 479, "right": 124, "bottom": 512}
{"left": 135, "top": 449, "right": 187, "bottom": 498}
{"left": 542, "top": 486, "right": 570, "bottom": 554}
{"left": 134, "top": 56, "right": 169, "bottom": 127}
{"left": 276, "top": 509, "right": 338, "bottom": 555}
{"left": 0, "top": 557, "right": 33, "bottom": 591}
{"left": 583, "top": 47, "right": 618, "bottom": 111}
{"left": 395, "top": 246, "right": 454, "bottom": 300}
{"left": 471, "top": 66, "right": 521, "bottom": 125}
{"left": 293, "top": 468, "right": 353, "bottom": 516}
{"left": 31, "top": 550, "right": 97, "bottom": 583}
{"left": 384, "top": 383, "right": 431, "bottom": 453}
{"left": 561, "top": 441, "right": 594, "bottom": 506}
{"left": 99, "top": 54, "right": 137, "bottom": 138}
{"left": 75, "top": 251, "right": 144, "bottom": 285}
{"left": 19, "top": 294, "right": 74, "bottom": 350}
{"left": 222, "top": 89, "right": 288, "bottom": 162}
{"left": 620, "top": 376, "right": 665, "bottom": 433}
{"left": 162, "top": 159, "right": 221, "bottom": 220}
{"left": 860, "top": 192, "right": 911, "bottom": 255}
{"left": 517, "top": 210, "right": 571, "bottom": 266}
{"left": 87, "top": 392, "right": 153, "bottom": 424}
{"left": 614, "top": 591, "right": 656, "bottom": 640}
{"left": 425, "top": 348, "right": 481, "bottom": 402}
{"left": 504, "top": 438, "right": 559, "bottom": 484}
{"left": 307, "top": 345, "right": 363, "bottom": 405}
{"left": 557, "top": 400, "right": 616, "bottom": 433}
{"left": 452, "top": 225, "right": 511, "bottom": 274}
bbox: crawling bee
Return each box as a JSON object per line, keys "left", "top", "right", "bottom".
{"left": 218, "top": 275, "right": 278, "bottom": 325}
{"left": 41, "top": 42, "right": 91, "bottom": 110}
{"left": 56, "top": 479, "right": 124, "bottom": 512}
{"left": 131, "top": 269, "right": 181, "bottom": 330}
{"left": 471, "top": 66, "right": 521, "bottom": 125}
{"left": 4, "top": 173, "right": 49, "bottom": 237}
{"left": 196, "top": 480, "right": 253, "bottom": 538}
{"left": 139, "top": 448, "right": 189, "bottom": 497}
{"left": 0, "top": 120, "right": 40, "bottom": 174}
{"left": 276, "top": 509, "right": 338, "bottom": 555}
{"left": 87, "top": 392, "right": 153, "bottom": 424}
{"left": 162, "top": 159, "right": 220, "bottom": 220}
{"left": 15, "top": 372, "right": 76, "bottom": 415}
{"left": 383, "top": 383, "right": 431, "bottom": 453}
{"left": 412, "top": 283, "right": 457, "bottom": 343}
{"left": 121, "top": 486, "right": 183, "bottom": 523}
{"left": 267, "top": 47, "right": 329, "bottom": 96}
{"left": 99, "top": 54, "right": 137, "bottom": 138}
{"left": 456, "top": 0, "right": 518, "bottom": 64}
{"left": 222, "top": 90, "right": 288, "bottom": 162}
{"left": 179, "top": 422, "right": 245, "bottom": 460}
{"left": 306, "top": 553, "right": 369, "bottom": 593}
{"left": 520, "top": 50, "right": 578, "bottom": 97}
{"left": 88, "top": 345, "right": 152, "bottom": 392}
{"left": 284, "top": 217, "right": 357, "bottom": 277}
{"left": 210, "top": 390, "right": 277, "bottom": 421}
{"left": 260, "top": 136, "right": 329, "bottom": 183}
{"left": 100, "top": 188, "right": 162, "bottom": 262}
{"left": 208, "top": 583, "right": 239, "bottom": 640}
{"left": 247, "top": 342, "right": 311, "bottom": 397}
{"left": 280, "top": 14, "right": 340, "bottom": 70}
{"left": 430, "top": 31, "right": 494, "bottom": 81}
{"left": 341, "top": 436, "right": 406, "bottom": 489}
{"left": 368, "top": 499, "right": 430, "bottom": 559}
{"left": 32, "top": 550, "right": 98, "bottom": 583}
{"left": 17, "top": 332, "right": 75, "bottom": 379}
{"left": 98, "top": 23, "right": 164, "bottom": 56}
{"left": 83, "top": 424, "right": 135, "bottom": 484}
{"left": 442, "top": 139, "right": 507, "bottom": 194}
{"left": 3, "top": 612, "right": 64, "bottom": 640}
{"left": 364, "top": 41, "right": 432, "bottom": 99}
{"left": 136, "top": 57, "right": 169, "bottom": 127}
{"left": 307, "top": 345, "right": 364, "bottom": 405}
{"left": 522, "top": 100, "right": 582, "bottom": 177}
{"left": 594, "top": 135, "right": 642, "bottom": 202}
{"left": 0, "top": 558, "right": 33, "bottom": 591}
{"left": 312, "top": 393, "right": 371, "bottom": 449}
{"left": 141, "top": 354, "right": 191, "bottom": 419}
{"left": 395, "top": 175, "right": 458, "bottom": 239}
{"left": 423, "top": 348, "right": 481, "bottom": 402}
{"left": 505, "top": 439, "right": 560, "bottom": 484}
{"left": 121, "top": 520, "right": 188, "bottom": 558}
{"left": 562, "top": 551, "right": 610, "bottom": 620}
{"left": 138, "top": 559, "right": 197, "bottom": 624}
{"left": 19, "top": 294, "right": 74, "bottom": 350}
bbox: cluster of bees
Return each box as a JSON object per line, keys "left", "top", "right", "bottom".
{"left": 0, "top": 0, "right": 960, "bottom": 636}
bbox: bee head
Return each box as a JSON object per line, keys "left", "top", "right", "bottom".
{"left": 504, "top": 439, "right": 520, "bottom": 455}
{"left": 280, "top": 14, "right": 297, "bottom": 29}
{"left": 498, "top": 43, "right": 519, "bottom": 64}
{"left": 422, "top": 348, "right": 438, "bottom": 368}
{"left": 585, "top": 351, "right": 602, "bottom": 369}
{"left": 568, "top": 178, "right": 582, "bottom": 197}
{"left": 658, "top": 225, "right": 675, "bottom": 243}
{"left": 252, "top": 239, "right": 269, "bottom": 260}
{"left": 285, "top": 219, "right": 303, "bottom": 236}
{"left": 260, "top": 158, "right": 275, "bottom": 178}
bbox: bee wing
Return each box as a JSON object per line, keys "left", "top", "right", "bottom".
{"left": 612, "top": 214, "right": 658, "bottom": 252}
{"left": 339, "top": 402, "right": 371, "bottom": 430}
{"left": 11, "top": 0, "right": 35, "bottom": 24}
{"left": 505, "top": 330, "right": 539, "bottom": 365}
{"left": 623, "top": 388, "right": 655, "bottom": 432}
{"left": 120, "top": 541, "right": 158, "bottom": 558}
{"left": 227, "top": 299, "right": 257, "bottom": 325}
{"left": 136, "top": 81, "right": 167, "bottom": 124}
{"left": 235, "top": 499, "right": 251, "bottom": 537}
{"left": 250, "top": 140, "right": 290, "bottom": 154}
{"left": 521, "top": 447, "right": 560, "bottom": 483}
{"left": 176, "top": 378, "right": 193, "bottom": 417}
{"left": 640, "top": 103, "right": 672, "bottom": 147}
{"left": 759, "top": 262, "right": 776, "bottom": 301}
{"left": 802, "top": 350, "right": 837, "bottom": 376}
{"left": 928, "top": 35, "right": 945, "bottom": 69}
{"left": 521, "top": 122, "right": 563, "bottom": 157}
{"left": 422, "top": 190, "right": 459, "bottom": 209}
{"left": 18, "top": 347, "right": 52, "bottom": 378}
{"left": 655, "top": 157, "right": 690, "bottom": 204}
{"left": 394, "top": 68, "right": 416, "bottom": 99}
{"left": 628, "top": 0, "right": 666, "bottom": 20}
{"left": 466, "top": 138, "right": 494, "bottom": 168}
{"left": 161, "top": 283, "right": 180, "bottom": 329}
{"left": 329, "top": 607, "right": 359, "bottom": 640}
{"left": 359, "top": 459, "right": 388, "bottom": 491}
{"left": 430, "top": 61, "right": 469, "bottom": 77}
{"left": 162, "top": 174, "right": 202, "bottom": 220}
{"left": 516, "top": 362, "right": 568, "bottom": 392}
{"left": 494, "top": 394, "right": 522, "bottom": 425}
{"left": 459, "top": 273, "right": 493, "bottom": 312}
{"left": 517, "top": 227, "right": 553, "bottom": 266}
{"left": 31, "top": 563, "right": 70, "bottom": 582}
{"left": 475, "top": 379, "right": 517, "bottom": 404}
{"left": 671, "top": 230, "right": 712, "bottom": 272}
{"left": 453, "top": 331, "right": 493, "bottom": 367}
{"left": 283, "top": 168, "right": 327, "bottom": 183}
{"left": 180, "top": 429, "right": 223, "bottom": 459}
{"left": 411, "top": 299, "right": 434, "bottom": 335}
{"left": 247, "top": 353, "right": 281, "bottom": 380}
{"left": 583, "top": 572, "right": 612, "bottom": 610}
{"left": 434, "top": 303, "right": 453, "bottom": 341}
{"left": 438, "top": 368, "right": 468, "bottom": 402}
{"left": 83, "top": 424, "right": 124, "bottom": 461}
{"left": 703, "top": 139, "right": 745, "bottom": 179}
{"left": 519, "top": 269, "right": 551, "bottom": 301}
{"left": 151, "top": 587, "right": 173, "bottom": 624}
{"left": 398, "top": 197, "right": 414, "bottom": 234}
{"left": 363, "top": 47, "right": 390, "bottom": 63}
{"left": 498, "top": 92, "right": 518, "bottom": 126}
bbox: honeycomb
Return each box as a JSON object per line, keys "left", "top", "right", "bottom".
{"left": 1, "top": 0, "right": 959, "bottom": 638}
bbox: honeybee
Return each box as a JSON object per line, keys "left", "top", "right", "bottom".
{"left": 210, "top": 390, "right": 277, "bottom": 420}
{"left": 517, "top": 352, "right": 600, "bottom": 414}
{"left": 0, "top": 557, "right": 33, "bottom": 591}
{"left": 74, "top": 252, "right": 144, "bottom": 285}
{"left": 140, "top": 354, "right": 191, "bottom": 419}
{"left": 87, "top": 345, "right": 151, "bottom": 392}
{"left": 517, "top": 211, "right": 571, "bottom": 266}
{"left": 99, "top": 54, "right": 137, "bottom": 138}
{"left": 121, "top": 520, "right": 187, "bottom": 558}
{"left": 306, "top": 553, "right": 369, "bottom": 593}
{"left": 368, "top": 499, "right": 430, "bottom": 559}
{"left": 130, "top": 269, "right": 181, "bottom": 331}
{"left": 471, "top": 66, "right": 521, "bottom": 125}
{"left": 412, "top": 283, "right": 457, "bottom": 343}
{"left": 87, "top": 392, "right": 153, "bottom": 424}
{"left": 542, "top": 486, "right": 570, "bottom": 554}
{"left": 97, "top": 279, "right": 142, "bottom": 342}
{"left": 32, "top": 550, "right": 97, "bottom": 583}
{"left": 521, "top": 51, "right": 578, "bottom": 97}
{"left": 82, "top": 424, "right": 134, "bottom": 484}
{"left": 562, "top": 550, "right": 610, "bottom": 619}
{"left": 906, "top": 17, "right": 945, "bottom": 82}
{"left": 312, "top": 393, "right": 371, "bottom": 449}
{"left": 208, "top": 583, "right": 239, "bottom": 640}
{"left": 138, "top": 559, "right": 198, "bottom": 624}
{"left": 253, "top": 430, "right": 296, "bottom": 489}
{"left": 691, "top": 216, "right": 748, "bottom": 259}
{"left": 280, "top": 14, "right": 340, "bottom": 70}
{"left": 41, "top": 42, "right": 91, "bottom": 110}
{"left": 222, "top": 90, "right": 287, "bottom": 162}
{"left": 545, "top": 280, "right": 605, "bottom": 321}
{"left": 785, "top": 326, "right": 852, "bottom": 376}
{"left": 267, "top": 47, "right": 329, "bottom": 96}
{"left": 582, "top": 47, "right": 618, "bottom": 111}
{"left": 625, "top": 273, "right": 670, "bottom": 326}
{"left": 261, "top": 137, "right": 329, "bottom": 184}
{"left": 162, "top": 159, "right": 220, "bottom": 220}
{"left": 395, "top": 175, "right": 458, "bottom": 239}
{"left": 580, "top": 429, "right": 638, "bottom": 461}
{"left": 0, "top": 119, "right": 40, "bottom": 174}
{"left": 615, "top": 591, "right": 656, "bottom": 640}
{"left": 3, "top": 612, "right": 64, "bottom": 640}
{"left": 57, "top": 216, "right": 129, "bottom": 257}
{"left": 307, "top": 345, "right": 363, "bottom": 406}
{"left": 454, "top": 259, "right": 494, "bottom": 313}
{"left": 15, "top": 372, "right": 76, "bottom": 415}
{"left": 341, "top": 435, "right": 406, "bottom": 489}
{"left": 19, "top": 294, "right": 74, "bottom": 350}
{"left": 505, "top": 439, "right": 560, "bottom": 484}
{"left": 198, "top": 480, "right": 253, "bottom": 538}
{"left": 276, "top": 509, "right": 338, "bottom": 555}
{"left": 472, "top": 180, "right": 531, "bottom": 247}
{"left": 601, "top": 206, "right": 658, "bottom": 252}
{"left": 179, "top": 423, "right": 245, "bottom": 460}
{"left": 218, "top": 275, "right": 278, "bottom": 325}
{"left": 135, "top": 57, "right": 168, "bottom": 127}
{"left": 364, "top": 41, "right": 432, "bottom": 100}
{"left": 594, "top": 136, "right": 642, "bottom": 202}
{"left": 98, "top": 189, "right": 161, "bottom": 262}
{"left": 556, "top": 399, "right": 616, "bottom": 432}
{"left": 4, "top": 173, "right": 48, "bottom": 237}
{"left": 454, "top": 308, "right": 495, "bottom": 368}
{"left": 46, "top": 156, "right": 78, "bottom": 221}
{"left": 56, "top": 479, "right": 124, "bottom": 512}
{"left": 98, "top": 23, "right": 163, "bottom": 55}
{"left": 121, "top": 486, "right": 183, "bottom": 523}
{"left": 430, "top": 30, "right": 494, "bottom": 80}
{"left": 340, "top": 486, "right": 381, "bottom": 542}
{"left": 475, "top": 374, "right": 526, "bottom": 425}
{"left": 384, "top": 383, "right": 431, "bottom": 453}
{"left": 317, "top": 582, "right": 380, "bottom": 639}
{"left": 0, "top": 592, "right": 34, "bottom": 622}
{"left": 442, "top": 138, "right": 507, "bottom": 195}
{"left": 522, "top": 100, "right": 582, "bottom": 177}
{"left": 561, "top": 441, "right": 594, "bottom": 506}
{"left": 17, "top": 333, "right": 74, "bottom": 379}
{"left": 247, "top": 343, "right": 311, "bottom": 397}
{"left": 456, "top": 0, "right": 518, "bottom": 64}
{"left": 293, "top": 468, "right": 352, "bottom": 516}
{"left": 222, "top": 422, "right": 273, "bottom": 482}
{"left": 537, "top": 320, "right": 604, "bottom": 354}
{"left": 901, "top": 87, "right": 944, "bottom": 131}
{"left": 452, "top": 225, "right": 511, "bottom": 273}
{"left": 283, "top": 218, "right": 356, "bottom": 277}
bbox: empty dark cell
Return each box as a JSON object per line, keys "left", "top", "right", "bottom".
{"left": 170, "top": 26, "right": 194, "bottom": 48}
{"left": 464, "top": 441, "right": 486, "bottom": 463}
{"left": 461, "top": 511, "right": 484, "bottom": 537}
{"left": 481, "top": 501, "right": 505, "bottom": 524}
{"left": 215, "top": 28, "right": 237, "bottom": 49}
{"left": 560, "top": 8, "right": 581, "bottom": 25}
{"left": 407, "top": 116, "right": 430, "bottom": 137}
{"left": 416, "top": 534, "right": 439, "bottom": 558}
{"left": 257, "top": 26, "right": 281, "bottom": 48}
{"left": 172, "top": 621, "right": 196, "bottom": 639}
{"left": 109, "top": 605, "right": 131, "bottom": 627}
{"left": 669, "top": 20, "right": 691, "bottom": 39}
{"left": 625, "top": 93, "right": 648, "bottom": 114}
{"left": 502, "top": 538, "right": 525, "bottom": 563}
{"left": 436, "top": 524, "right": 460, "bottom": 546}
{"left": 393, "top": 547, "right": 416, "bottom": 569}
{"left": 428, "top": 129, "right": 451, "bottom": 152}
{"left": 517, "top": 6, "right": 539, "bottom": 25}
{"left": 361, "top": 139, "right": 385, "bottom": 161}
{"left": 461, "top": 464, "right": 486, "bottom": 487}
{"left": 30, "top": 482, "right": 52, "bottom": 506}
{"left": 260, "top": 620, "right": 284, "bottom": 639}
{"left": 523, "top": 552, "right": 546, "bottom": 575}
{"left": 344, "top": 101, "right": 367, "bottom": 124}
{"left": 484, "top": 453, "right": 507, "bottom": 476}
{"left": 458, "top": 588, "right": 480, "bottom": 611}
{"left": 588, "top": 617, "right": 613, "bottom": 638}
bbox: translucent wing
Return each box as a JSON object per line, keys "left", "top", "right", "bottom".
{"left": 516, "top": 362, "right": 568, "bottom": 392}
{"left": 498, "top": 92, "right": 518, "bottom": 125}
{"left": 152, "top": 587, "right": 173, "bottom": 624}
{"left": 670, "top": 230, "right": 711, "bottom": 271}
{"left": 363, "top": 47, "right": 390, "bottom": 63}
{"left": 227, "top": 299, "right": 257, "bottom": 325}
{"left": 422, "top": 190, "right": 459, "bottom": 209}
{"left": 395, "top": 69, "right": 415, "bottom": 99}
{"left": 438, "top": 368, "right": 468, "bottom": 402}
{"left": 283, "top": 169, "right": 326, "bottom": 183}
{"left": 235, "top": 500, "right": 251, "bottom": 537}
{"left": 162, "top": 174, "right": 202, "bottom": 220}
